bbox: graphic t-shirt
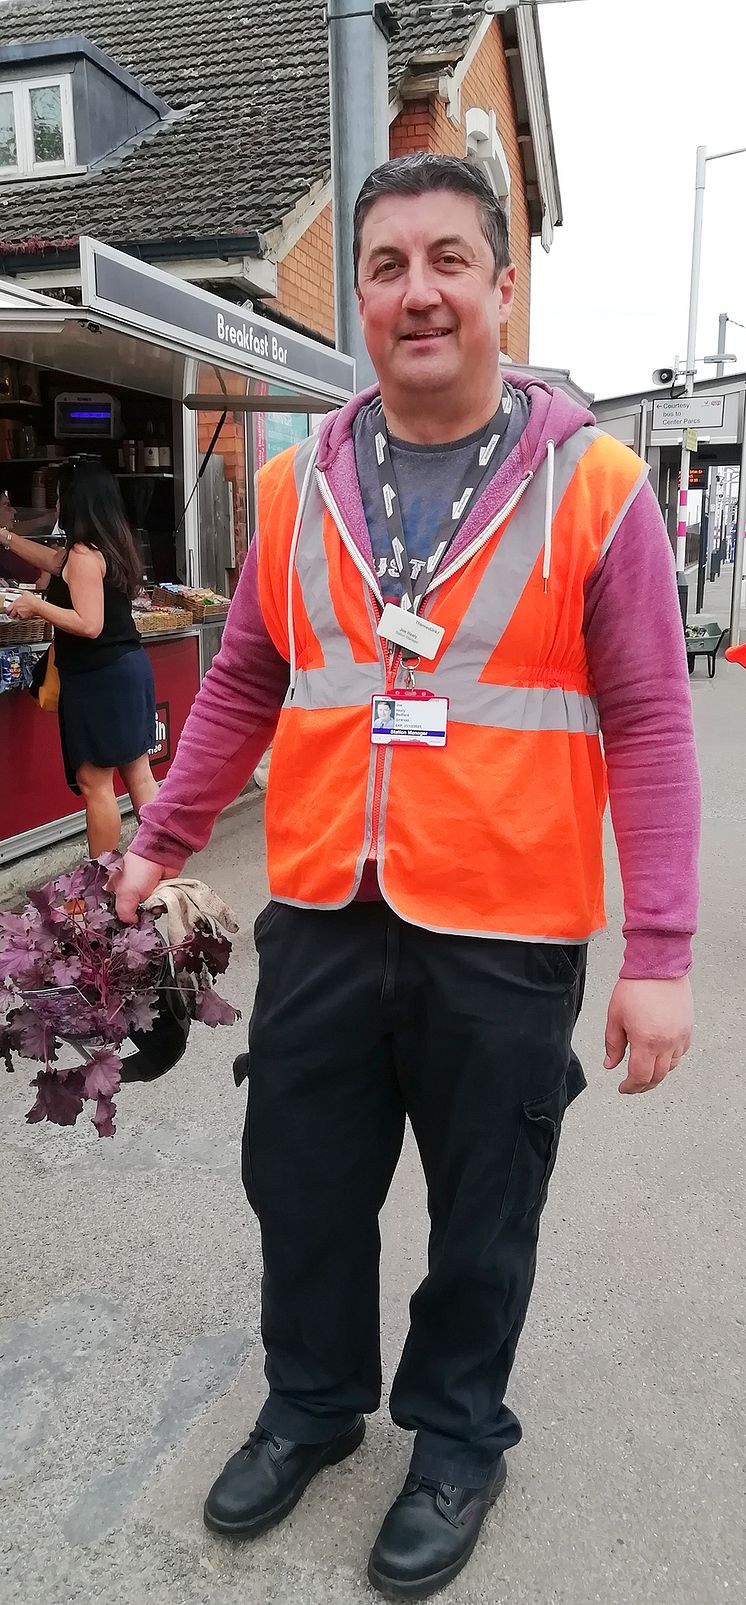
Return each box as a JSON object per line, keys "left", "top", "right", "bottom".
{"left": 352, "top": 381, "right": 529, "bottom": 603}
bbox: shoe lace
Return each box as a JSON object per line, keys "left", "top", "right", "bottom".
{"left": 408, "top": 1475, "right": 458, "bottom": 1507}
{"left": 240, "top": 1425, "right": 282, "bottom": 1457}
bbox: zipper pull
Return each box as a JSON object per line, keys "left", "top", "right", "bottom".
{"left": 403, "top": 653, "right": 420, "bottom": 689}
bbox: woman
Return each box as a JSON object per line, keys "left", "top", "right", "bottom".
{"left": 3, "top": 461, "right": 158, "bottom": 855}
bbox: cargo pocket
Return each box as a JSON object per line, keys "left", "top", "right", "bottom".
{"left": 500, "top": 1056, "right": 587, "bottom": 1220}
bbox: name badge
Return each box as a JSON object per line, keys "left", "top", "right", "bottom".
{"left": 371, "top": 690, "right": 449, "bottom": 748}
{"left": 377, "top": 602, "right": 444, "bottom": 662}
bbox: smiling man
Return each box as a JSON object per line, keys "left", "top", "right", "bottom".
{"left": 114, "top": 156, "right": 700, "bottom": 1600}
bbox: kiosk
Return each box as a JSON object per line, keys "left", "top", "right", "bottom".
{"left": 0, "top": 240, "right": 355, "bottom": 864}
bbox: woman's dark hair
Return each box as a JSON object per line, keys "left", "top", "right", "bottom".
{"left": 353, "top": 154, "right": 511, "bottom": 287}
{"left": 57, "top": 459, "right": 142, "bottom": 600}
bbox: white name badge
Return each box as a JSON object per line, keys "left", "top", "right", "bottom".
{"left": 377, "top": 602, "right": 445, "bottom": 662}
{"left": 371, "top": 690, "right": 449, "bottom": 748}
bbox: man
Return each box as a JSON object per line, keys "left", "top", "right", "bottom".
{"left": 372, "top": 696, "right": 395, "bottom": 731}
{"left": 114, "top": 155, "right": 700, "bottom": 1600}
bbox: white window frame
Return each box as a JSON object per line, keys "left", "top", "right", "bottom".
{"left": 0, "top": 74, "right": 77, "bottom": 180}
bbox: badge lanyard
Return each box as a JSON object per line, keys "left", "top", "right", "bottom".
{"left": 371, "top": 389, "right": 514, "bottom": 615}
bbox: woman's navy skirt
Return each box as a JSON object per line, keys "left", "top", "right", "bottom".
{"left": 58, "top": 647, "right": 156, "bottom": 793}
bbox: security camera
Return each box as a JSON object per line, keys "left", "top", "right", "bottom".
{"left": 652, "top": 367, "right": 675, "bottom": 386}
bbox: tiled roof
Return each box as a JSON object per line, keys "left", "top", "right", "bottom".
{"left": 0, "top": 0, "right": 485, "bottom": 254}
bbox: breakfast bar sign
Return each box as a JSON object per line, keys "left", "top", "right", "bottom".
{"left": 79, "top": 237, "right": 355, "bottom": 401}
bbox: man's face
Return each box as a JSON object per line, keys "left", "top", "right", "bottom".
{"left": 356, "top": 189, "right": 515, "bottom": 400}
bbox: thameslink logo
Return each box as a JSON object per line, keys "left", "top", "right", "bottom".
{"left": 216, "top": 310, "right": 289, "bottom": 366}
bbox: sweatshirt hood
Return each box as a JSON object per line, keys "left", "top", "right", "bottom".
{"left": 316, "top": 370, "right": 595, "bottom": 476}
{"left": 313, "top": 371, "right": 597, "bottom": 583}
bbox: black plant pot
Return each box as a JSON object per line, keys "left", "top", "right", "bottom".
{"left": 119, "top": 959, "right": 191, "bottom": 1083}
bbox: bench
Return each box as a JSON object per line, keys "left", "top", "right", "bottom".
{"left": 685, "top": 621, "right": 728, "bottom": 679}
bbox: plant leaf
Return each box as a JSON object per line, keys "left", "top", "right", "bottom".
{"left": 27, "top": 884, "right": 69, "bottom": 928}
{"left": 0, "top": 1017, "right": 17, "bottom": 1073}
{"left": 176, "top": 927, "right": 231, "bottom": 979}
{"left": 0, "top": 943, "right": 42, "bottom": 986}
{"left": 194, "top": 988, "right": 240, "bottom": 1027}
{"left": 51, "top": 955, "right": 83, "bottom": 987}
{"left": 92, "top": 1094, "right": 117, "bottom": 1138}
{"left": 15, "top": 1010, "right": 57, "bottom": 1064}
{"left": 84, "top": 1050, "right": 121, "bottom": 1101}
{"left": 95, "top": 850, "right": 124, "bottom": 875}
{"left": 114, "top": 921, "right": 161, "bottom": 968}
{"left": 26, "top": 1068, "right": 85, "bottom": 1127}
{"left": 120, "top": 991, "right": 159, "bottom": 1034}
{"left": 55, "top": 864, "right": 92, "bottom": 902}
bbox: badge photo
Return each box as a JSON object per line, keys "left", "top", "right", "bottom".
{"left": 370, "top": 690, "right": 449, "bottom": 748}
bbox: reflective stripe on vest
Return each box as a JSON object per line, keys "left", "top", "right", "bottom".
{"left": 289, "top": 435, "right": 358, "bottom": 688}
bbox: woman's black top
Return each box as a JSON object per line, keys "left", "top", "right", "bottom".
{"left": 47, "top": 556, "right": 141, "bottom": 674}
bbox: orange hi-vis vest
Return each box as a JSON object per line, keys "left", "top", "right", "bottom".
{"left": 256, "top": 425, "right": 648, "bottom": 942}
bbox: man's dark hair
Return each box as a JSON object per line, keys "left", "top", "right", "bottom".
{"left": 353, "top": 154, "right": 510, "bottom": 286}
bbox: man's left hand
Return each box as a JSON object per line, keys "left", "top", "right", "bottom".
{"left": 8, "top": 590, "right": 40, "bottom": 620}
{"left": 604, "top": 977, "right": 693, "bottom": 1094}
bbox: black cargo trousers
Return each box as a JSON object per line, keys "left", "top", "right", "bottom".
{"left": 240, "top": 899, "right": 587, "bottom": 1488}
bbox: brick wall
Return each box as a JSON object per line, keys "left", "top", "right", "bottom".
{"left": 271, "top": 21, "right": 531, "bottom": 363}
{"left": 275, "top": 203, "right": 336, "bottom": 343}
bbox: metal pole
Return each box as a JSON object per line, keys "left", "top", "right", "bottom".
{"left": 696, "top": 465, "right": 710, "bottom": 612}
{"left": 729, "top": 411, "right": 746, "bottom": 646}
{"left": 684, "top": 147, "right": 707, "bottom": 398}
{"left": 716, "top": 312, "right": 728, "bottom": 379}
{"left": 675, "top": 145, "right": 708, "bottom": 621}
{"left": 327, "top": 1, "right": 398, "bottom": 388}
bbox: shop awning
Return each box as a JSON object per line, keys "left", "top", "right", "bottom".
{"left": 0, "top": 302, "right": 189, "bottom": 399}
{"left": 0, "top": 237, "right": 356, "bottom": 406}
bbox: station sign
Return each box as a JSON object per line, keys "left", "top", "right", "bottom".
{"left": 652, "top": 395, "right": 726, "bottom": 432}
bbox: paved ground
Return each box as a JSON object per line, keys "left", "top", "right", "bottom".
{"left": 1, "top": 633, "right": 745, "bottom": 1605}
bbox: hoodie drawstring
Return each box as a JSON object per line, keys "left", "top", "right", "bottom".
{"left": 286, "top": 439, "right": 320, "bottom": 695}
{"left": 543, "top": 439, "right": 555, "bottom": 594}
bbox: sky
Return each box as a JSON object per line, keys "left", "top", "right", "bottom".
{"left": 529, "top": 0, "right": 746, "bottom": 400}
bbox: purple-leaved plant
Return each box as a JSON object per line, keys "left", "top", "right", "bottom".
{"left": 0, "top": 853, "right": 239, "bottom": 1138}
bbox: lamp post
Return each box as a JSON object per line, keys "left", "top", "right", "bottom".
{"left": 677, "top": 144, "right": 746, "bottom": 628}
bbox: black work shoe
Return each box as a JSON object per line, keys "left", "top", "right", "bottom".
{"left": 367, "top": 1457, "right": 507, "bottom": 1600}
{"left": 203, "top": 1416, "right": 365, "bottom": 1538}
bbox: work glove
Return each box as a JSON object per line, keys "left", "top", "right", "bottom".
{"left": 142, "top": 878, "right": 239, "bottom": 946}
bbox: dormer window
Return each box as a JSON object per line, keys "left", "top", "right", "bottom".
{"left": 0, "top": 74, "right": 76, "bottom": 179}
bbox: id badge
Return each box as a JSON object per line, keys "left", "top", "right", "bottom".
{"left": 377, "top": 603, "right": 444, "bottom": 662}
{"left": 371, "top": 689, "right": 449, "bottom": 748}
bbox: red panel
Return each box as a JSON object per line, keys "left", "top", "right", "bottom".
{"left": 0, "top": 635, "right": 200, "bottom": 846}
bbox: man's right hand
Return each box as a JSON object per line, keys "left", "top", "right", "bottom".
{"left": 111, "top": 851, "right": 175, "bottom": 925}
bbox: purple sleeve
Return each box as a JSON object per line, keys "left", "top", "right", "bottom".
{"left": 584, "top": 479, "right": 701, "bottom": 979}
{"left": 131, "top": 539, "right": 289, "bottom": 869}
